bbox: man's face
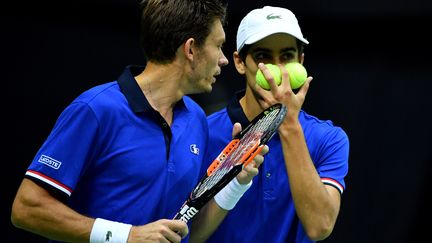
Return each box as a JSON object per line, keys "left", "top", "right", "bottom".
{"left": 243, "top": 33, "right": 300, "bottom": 91}
{"left": 188, "top": 19, "right": 229, "bottom": 94}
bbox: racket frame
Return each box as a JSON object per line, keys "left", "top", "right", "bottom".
{"left": 173, "top": 103, "right": 287, "bottom": 223}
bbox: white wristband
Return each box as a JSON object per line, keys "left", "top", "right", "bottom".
{"left": 90, "top": 218, "right": 132, "bottom": 243}
{"left": 214, "top": 178, "right": 252, "bottom": 210}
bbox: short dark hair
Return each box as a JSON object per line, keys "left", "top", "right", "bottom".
{"left": 139, "top": 0, "right": 227, "bottom": 63}
{"left": 239, "top": 39, "right": 305, "bottom": 62}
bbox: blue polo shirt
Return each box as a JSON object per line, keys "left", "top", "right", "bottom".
{"left": 25, "top": 66, "right": 208, "bottom": 227}
{"left": 204, "top": 91, "right": 349, "bottom": 243}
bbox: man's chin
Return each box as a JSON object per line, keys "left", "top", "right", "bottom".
{"left": 201, "top": 83, "right": 213, "bottom": 93}
{"left": 205, "top": 85, "right": 213, "bottom": 93}
{"left": 189, "top": 85, "right": 212, "bottom": 95}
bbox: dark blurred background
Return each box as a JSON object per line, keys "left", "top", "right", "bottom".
{"left": 3, "top": 0, "right": 431, "bottom": 242}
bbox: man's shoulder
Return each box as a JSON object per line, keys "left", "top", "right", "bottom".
{"left": 183, "top": 96, "right": 207, "bottom": 118}
{"left": 69, "top": 81, "right": 124, "bottom": 118}
{"left": 207, "top": 107, "right": 229, "bottom": 123}
{"left": 75, "top": 81, "right": 119, "bottom": 104}
{"left": 300, "top": 110, "right": 349, "bottom": 140}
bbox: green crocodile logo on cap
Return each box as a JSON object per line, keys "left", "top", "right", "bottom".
{"left": 267, "top": 13, "right": 281, "bottom": 20}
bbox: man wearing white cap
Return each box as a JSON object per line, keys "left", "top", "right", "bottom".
{"left": 196, "top": 6, "right": 349, "bottom": 243}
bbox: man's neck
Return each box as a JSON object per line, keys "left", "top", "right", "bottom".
{"left": 135, "top": 61, "right": 185, "bottom": 125}
{"left": 239, "top": 87, "right": 265, "bottom": 122}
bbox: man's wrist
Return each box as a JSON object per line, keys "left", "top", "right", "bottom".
{"left": 90, "top": 218, "right": 132, "bottom": 243}
{"left": 214, "top": 178, "right": 252, "bottom": 210}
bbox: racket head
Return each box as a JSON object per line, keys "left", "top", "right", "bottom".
{"left": 173, "top": 103, "right": 287, "bottom": 222}
{"left": 236, "top": 103, "right": 287, "bottom": 144}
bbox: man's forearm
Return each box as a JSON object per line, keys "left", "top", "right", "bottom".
{"left": 189, "top": 199, "right": 228, "bottom": 243}
{"left": 279, "top": 122, "right": 340, "bottom": 240}
{"left": 11, "top": 179, "right": 95, "bottom": 242}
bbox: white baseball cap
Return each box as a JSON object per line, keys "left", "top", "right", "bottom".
{"left": 236, "top": 6, "right": 309, "bottom": 52}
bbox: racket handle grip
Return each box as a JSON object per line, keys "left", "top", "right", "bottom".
{"left": 173, "top": 203, "right": 200, "bottom": 224}
{"left": 172, "top": 212, "right": 181, "bottom": 220}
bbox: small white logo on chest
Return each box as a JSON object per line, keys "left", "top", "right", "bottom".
{"left": 190, "top": 144, "right": 200, "bottom": 155}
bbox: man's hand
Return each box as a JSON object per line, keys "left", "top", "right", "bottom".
{"left": 231, "top": 122, "right": 269, "bottom": 185}
{"left": 255, "top": 62, "right": 313, "bottom": 120}
{"left": 128, "top": 219, "right": 188, "bottom": 243}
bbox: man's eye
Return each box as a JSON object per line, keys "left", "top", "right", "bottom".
{"left": 281, "top": 53, "right": 295, "bottom": 62}
{"left": 254, "top": 53, "right": 271, "bottom": 62}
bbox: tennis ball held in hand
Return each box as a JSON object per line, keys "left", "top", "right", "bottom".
{"left": 285, "top": 62, "right": 307, "bottom": 89}
{"left": 256, "top": 63, "right": 308, "bottom": 90}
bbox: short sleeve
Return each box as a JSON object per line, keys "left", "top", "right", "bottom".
{"left": 26, "top": 101, "right": 99, "bottom": 197}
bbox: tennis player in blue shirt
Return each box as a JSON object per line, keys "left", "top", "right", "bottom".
{"left": 202, "top": 6, "right": 350, "bottom": 243}
{"left": 11, "top": 1, "right": 267, "bottom": 242}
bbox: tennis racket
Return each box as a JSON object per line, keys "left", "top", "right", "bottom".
{"left": 173, "top": 103, "right": 287, "bottom": 223}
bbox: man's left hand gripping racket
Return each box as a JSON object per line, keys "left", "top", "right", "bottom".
{"left": 173, "top": 103, "right": 287, "bottom": 223}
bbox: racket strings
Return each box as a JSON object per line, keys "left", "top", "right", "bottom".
{"left": 192, "top": 108, "right": 281, "bottom": 198}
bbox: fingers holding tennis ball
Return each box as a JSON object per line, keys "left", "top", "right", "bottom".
{"left": 256, "top": 63, "right": 308, "bottom": 90}
{"left": 256, "top": 64, "right": 282, "bottom": 90}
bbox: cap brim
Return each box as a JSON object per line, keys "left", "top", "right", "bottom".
{"left": 245, "top": 29, "right": 309, "bottom": 46}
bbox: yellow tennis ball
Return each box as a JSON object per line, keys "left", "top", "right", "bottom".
{"left": 256, "top": 64, "right": 282, "bottom": 90}
{"left": 285, "top": 62, "right": 307, "bottom": 89}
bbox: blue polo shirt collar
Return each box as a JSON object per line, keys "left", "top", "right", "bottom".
{"left": 117, "top": 65, "right": 186, "bottom": 113}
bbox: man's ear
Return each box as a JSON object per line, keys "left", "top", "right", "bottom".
{"left": 299, "top": 53, "right": 305, "bottom": 64}
{"left": 233, "top": 51, "right": 246, "bottom": 74}
{"left": 183, "top": 38, "right": 195, "bottom": 61}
